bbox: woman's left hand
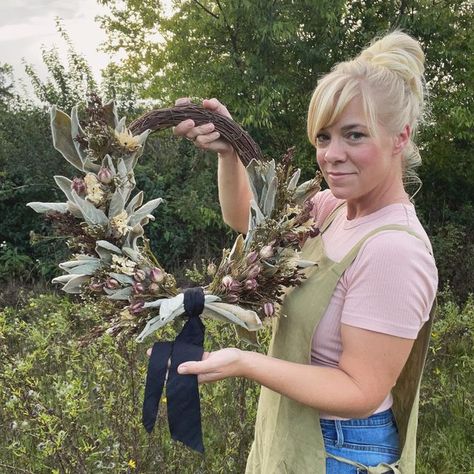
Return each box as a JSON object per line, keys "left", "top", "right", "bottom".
{"left": 178, "top": 348, "right": 244, "bottom": 384}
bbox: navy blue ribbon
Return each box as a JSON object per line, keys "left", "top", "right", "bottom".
{"left": 142, "top": 287, "right": 205, "bottom": 453}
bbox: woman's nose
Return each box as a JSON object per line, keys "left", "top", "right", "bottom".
{"left": 323, "top": 139, "right": 346, "bottom": 163}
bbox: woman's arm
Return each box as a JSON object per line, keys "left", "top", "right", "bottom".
{"left": 176, "top": 325, "right": 414, "bottom": 419}
{"left": 173, "top": 98, "right": 252, "bottom": 233}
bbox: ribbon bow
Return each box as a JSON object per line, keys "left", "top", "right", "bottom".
{"left": 142, "top": 287, "right": 206, "bottom": 453}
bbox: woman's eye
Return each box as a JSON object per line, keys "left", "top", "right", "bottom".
{"left": 347, "top": 132, "right": 365, "bottom": 140}
{"left": 316, "top": 134, "right": 329, "bottom": 144}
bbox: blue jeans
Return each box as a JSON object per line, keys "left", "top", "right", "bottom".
{"left": 321, "top": 409, "right": 400, "bottom": 473}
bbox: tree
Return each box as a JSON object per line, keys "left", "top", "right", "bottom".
{"left": 24, "top": 18, "right": 97, "bottom": 111}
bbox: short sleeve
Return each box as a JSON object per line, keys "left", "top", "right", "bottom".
{"left": 341, "top": 231, "right": 438, "bottom": 339}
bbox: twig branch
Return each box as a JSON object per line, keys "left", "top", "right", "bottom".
{"left": 193, "top": 0, "right": 219, "bottom": 19}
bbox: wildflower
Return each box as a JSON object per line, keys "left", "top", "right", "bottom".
{"left": 133, "top": 282, "right": 145, "bottom": 294}
{"left": 259, "top": 245, "right": 274, "bottom": 259}
{"left": 226, "top": 293, "right": 239, "bottom": 303}
{"left": 207, "top": 262, "right": 217, "bottom": 276}
{"left": 71, "top": 177, "right": 86, "bottom": 194}
{"left": 115, "top": 129, "right": 141, "bottom": 152}
{"left": 134, "top": 269, "right": 146, "bottom": 282}
{"left": 148, "top": 282, "right": 160, "bottom": 294}
{"left": 111, "top": 254, "right": 137, "bottom": 275}
{"left": 84, "top": 173, "right": 105, "bottom": 206}
{"left": 150, "top": 267, "right": 165, "bottom": 283}
{"left": 97, "top": 166, "right": 113, "bottom": 184}
{"left": 222, "top": 275, "right": 234, "bottom": 289}
{"left": 89, "top": 282, "right": 104, "bottom": 292}
{"left": 246, "top": 251, "right": 259, "bottom": 264}
{"left": 110, "top": 210, "right": 130, "bottom": 238}
{"left": 247, "top": 264, "right": 261, "bottom": 279}
{"left": 263, "top": 302, "right": 274, "bottom": 317}
{"left": 244, "top": 278, "right": 258, "bottom": 291}
{"left": 128, "top": 459, "right": 137, "bottom": 470}
{"left": 105, "top": 278, "right": 120, "bottom": 289}
{"left": 129, "top": 301, "right": 145, "bottom": 315}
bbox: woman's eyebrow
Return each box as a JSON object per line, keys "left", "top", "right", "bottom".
{"left": 340, "top": 123, "right": 367, "bottom": 131}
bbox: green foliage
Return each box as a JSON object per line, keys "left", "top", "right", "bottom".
{"left": 0, "top": 290, "right": 472, "bottom": 472}
{"left": 0, "top": 293, "right": 263, "bottom": 473}
{"left": 417, "top": 288, "right": 474, "bottom": 473}
{"left": 24, "top": 19, "right": 96, "bottom": 111}
{"left": 134, "top": 134, "right": 234, "bottom": 274}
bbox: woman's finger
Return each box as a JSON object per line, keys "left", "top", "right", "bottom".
{"left": 195, "top": 131, "right": 220, "bottom": 148}
{"left": 173, "top": 119, "right": 195, "bottom": 136}
{"left": 203, "top": 98, "right": 232, "bottom": 119}
{"left": 175, "top": 97, "right": 192, "bottom": 106}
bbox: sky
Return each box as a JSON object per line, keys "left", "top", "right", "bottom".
{"left": 0, "top": 0, "right": 171, "bottom": 98}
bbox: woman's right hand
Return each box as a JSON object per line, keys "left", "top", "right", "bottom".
{"left": 173, "top": 98, "right": 235, "bottom": 156}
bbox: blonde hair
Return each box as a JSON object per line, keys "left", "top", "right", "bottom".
{"left": 307, "top": 31, "right": 427, "bottom": 191}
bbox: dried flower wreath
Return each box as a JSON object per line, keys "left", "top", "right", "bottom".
{"left": 27, "top": 94, "right": 321, "bottom": 344}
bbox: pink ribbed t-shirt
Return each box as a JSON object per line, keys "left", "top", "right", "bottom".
{"left": 310, "top": 190, "right": 438, "bottom": 419}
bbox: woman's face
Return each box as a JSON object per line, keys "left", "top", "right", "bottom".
{"left": 315, "top": 96, "right": 406, "bottom": 215}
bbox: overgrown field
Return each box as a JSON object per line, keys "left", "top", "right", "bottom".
{"left": 0, "top": 289, "right": 472, "bottom": 473}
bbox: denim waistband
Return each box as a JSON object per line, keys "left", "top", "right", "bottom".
{"left": 319, "top": 408, "right": 395, "bottom": 428}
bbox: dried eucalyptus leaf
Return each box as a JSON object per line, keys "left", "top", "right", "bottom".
{"left": 50, "top": 106, "right": 84, "bottom": 171}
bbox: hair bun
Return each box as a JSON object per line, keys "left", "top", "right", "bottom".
{"left": 360, "top": 31, "right": 425, "bottom": 103}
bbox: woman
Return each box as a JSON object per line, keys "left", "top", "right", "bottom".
{"left": 170, "top": 31, "right": 438, "bottom": 473}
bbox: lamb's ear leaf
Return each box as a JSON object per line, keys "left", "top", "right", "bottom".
{"left": 54, "top": 176, "right": 74, "bottom": 202}
{"left": 27, "top": 202, "right": 68, "bottom": 214}
{"left": 70, "top": 105, "right": 88, "bottom": 162}
{"left": 103, "top": 100, "right": 119, "bottom": 129}
{"left": 50, "top": 106, "right": 84, "bottom": 171}
{"left": 287, "top": 169, "right": 301, "bottom": 192}
{"left": 62, "top": 274, "right": 90, "bottom": 293}
{"left": 71, "top": 190, "right": 108, "bottom": 226}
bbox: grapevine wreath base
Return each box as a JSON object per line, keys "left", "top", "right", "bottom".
{"left": 27, "top": 95, "right": 321, "bottom": 451}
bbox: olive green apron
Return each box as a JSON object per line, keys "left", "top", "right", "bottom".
{"left": 245, "top": 204, "right": 435, "bottom": 474}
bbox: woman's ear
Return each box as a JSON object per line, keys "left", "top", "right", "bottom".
{"left": 393, "top": 125, "right": 411, "bottom": 155}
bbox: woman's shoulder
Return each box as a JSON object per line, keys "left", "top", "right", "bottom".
{"left": 311, "top": 189, "right": 345, "bottom": 228}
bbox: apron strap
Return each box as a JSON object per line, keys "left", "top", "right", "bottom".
{"left": 320, "top": 202, "right": 346, "bottom": 233}
{"left": 326, "top": 452, "right": 401, "bottom": 474}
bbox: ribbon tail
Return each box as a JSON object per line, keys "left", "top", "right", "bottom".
{"left": 142, "top": 341, "right": 173, "bottom": 433}
{"left": 166, "top": 320, "right": 205, "bottom": 452}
